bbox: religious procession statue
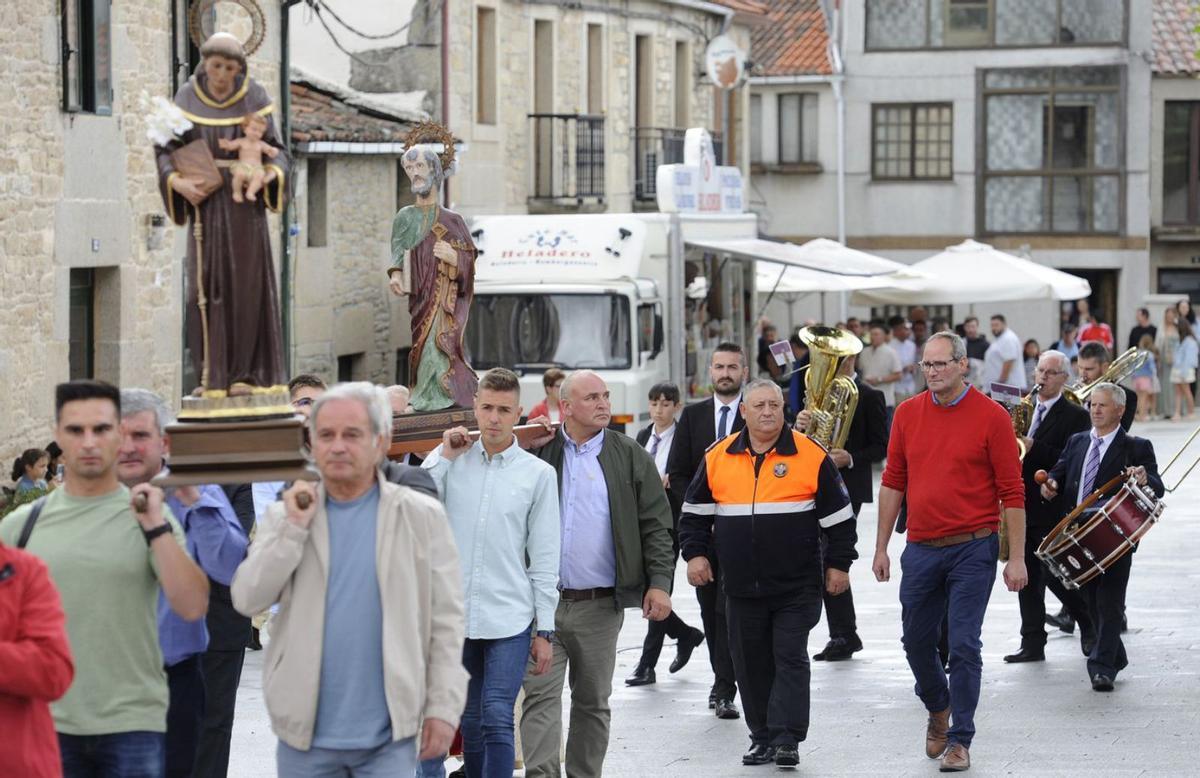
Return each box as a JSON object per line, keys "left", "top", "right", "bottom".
{"left": 152, "top": 32, "right": 288, "bottom": 392}
{"left": 388, "top": 123, "right": 479, "bottom": 411}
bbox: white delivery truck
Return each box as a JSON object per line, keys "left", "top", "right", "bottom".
{"left": 463, "top": 211, "right": 760, "bottom": 431}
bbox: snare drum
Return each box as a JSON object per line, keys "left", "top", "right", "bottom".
{"left": 1036, "top": 475, "right": 1164, "bottom": 589}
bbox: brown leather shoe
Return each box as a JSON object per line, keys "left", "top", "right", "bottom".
{"left": 925, "top": 708, "right": 950, "bottom": 758}
{"left": 939, "top": 743, "right": 970, "bottom": 772}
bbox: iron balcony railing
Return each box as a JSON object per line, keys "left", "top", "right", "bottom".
{"left": 528, "top": 113, "right": 605, "bottom": 204}
{"left": 632, "top": 127, "right": 723, "bottom": 204}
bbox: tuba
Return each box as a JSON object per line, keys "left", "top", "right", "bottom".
{"left": 798, "top": 326, "right": 863, "bottom": 450}
{"left": 1065, "top": 347, "right": 1148, "bottom": 405}
{"left": 1011, "top": 385, "right": 1040, "bottom": 461}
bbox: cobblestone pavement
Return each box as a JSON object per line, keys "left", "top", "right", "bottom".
{"left": 230, "top": 420, "right": 1199, "bottom": 777}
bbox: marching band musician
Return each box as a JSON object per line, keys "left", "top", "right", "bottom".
{"left": 1076, "top": 343, "right": 1138, "bottom": 432}
{"left": 1003, "top": 350, "right": 1095, "bottom": 664}
{"left": 796, "top": 353, "right": 889, "bottom": 662}
{"left": 1039, "top": 382, "right": 1163, "bottom": 692}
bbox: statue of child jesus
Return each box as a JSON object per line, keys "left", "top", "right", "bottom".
{"left": 218, "top": 113, "right": 279, "bottom": 203}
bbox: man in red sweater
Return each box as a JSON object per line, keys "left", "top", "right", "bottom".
{"left": 0, "top": 539, "right": 75, "bottom": 777}
{"left": 872, "top": 331, "right": 1028, "bottom": 773}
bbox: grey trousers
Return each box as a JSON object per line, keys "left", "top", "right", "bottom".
{"left": 519, "top": 598, "right": 624, "bottom": 778}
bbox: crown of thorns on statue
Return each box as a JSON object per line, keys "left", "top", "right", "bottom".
{"left": 403, "top": 122, "right": 456, "bottom": 173}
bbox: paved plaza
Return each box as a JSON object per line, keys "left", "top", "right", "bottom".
{"left": 229, "top": 420, "right": 1199, "bottom": 777}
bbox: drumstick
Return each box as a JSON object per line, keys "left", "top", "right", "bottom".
{"left": 1034, "top": 470, "right": 1049, "bottom": 485}
{"left": 132, "top": 492, "right": 149, "bottom": 513}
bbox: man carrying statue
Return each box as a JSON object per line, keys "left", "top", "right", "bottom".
{"left": 388, "top": 131, "right": 479, "bottom": 412}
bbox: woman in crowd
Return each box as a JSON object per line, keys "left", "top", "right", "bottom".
{"left": 1132, "top": 334, "right": 1159, "bottom": 422}
{"left": 1159, "top": 308, "right": 1180, "bottom": 419}
{"left": 527, "top": 367, "right": 566, "bottom": 423}
{"left": 1171, "top": 317, "right": 1198, "bottom": 421}
{"left": 1023, "top": 339, "right": 1040, "bottom": 388}
{"left": 10, "top": 449, "right": 50, "bottom": 495}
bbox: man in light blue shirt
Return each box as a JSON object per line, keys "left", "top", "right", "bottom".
{"left": 423, "top": 368, "right": 560, "bottom": 778}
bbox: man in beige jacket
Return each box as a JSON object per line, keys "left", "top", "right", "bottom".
{"left": 232, "top": 382, "right": 468, "bottom": 776}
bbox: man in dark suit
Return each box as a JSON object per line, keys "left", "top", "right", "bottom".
{"left": 1003, "top": 350, "right": 1094, "bottom": 664}
{"left": 667, "top": 342, "right": 749, "bottom": 720}
{"left": 796, "top": 353, "right": 888, "bottom": 661}
{"left": 627, "top": 382, "right": 706, "bottom": 687}
{"left": 1041, "top": 382, "right": 1163, "bottom": 691}
{"left": 1076, "top": 343, "right": 1137, "bottom": 432}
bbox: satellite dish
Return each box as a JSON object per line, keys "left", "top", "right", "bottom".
{"left": 705, "top": 35, "right": 746, "bottom": 90}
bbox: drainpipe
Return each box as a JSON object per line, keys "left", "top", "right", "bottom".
{"left": 280, "top": 1, "right": 299, "bottom": 375}
{"left": 442, "top": 0, "right": 450, "bottom": 207}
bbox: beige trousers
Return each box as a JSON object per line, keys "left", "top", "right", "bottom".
{"left": 519, "top": 598, "right": 624, "bottom": 778}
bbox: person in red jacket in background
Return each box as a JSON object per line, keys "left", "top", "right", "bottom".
{"left": 0, "top": 539, "right": 75, "bottom": 777}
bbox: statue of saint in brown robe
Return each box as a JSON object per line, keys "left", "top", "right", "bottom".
{"left": 155, "top": 36, "right": 287, "bottom": 391}
{"left": 390, "top": 146, "right": 479, "bottom": 410}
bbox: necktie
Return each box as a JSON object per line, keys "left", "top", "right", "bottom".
{"left": 1028, "top": 402, "right": 1048, "bottom": 438}
{"left": 718, "top": 405, "right": 730, "bottom": 439}
{"left": 1079, "top": 435, "right": 1103, "bottom": 498}
{"left": 649, "top": 434, "right": 661, "bottom": 457}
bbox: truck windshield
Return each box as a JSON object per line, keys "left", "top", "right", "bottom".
{"left": 466, "top": 293, "right": 631, "bottom": 370}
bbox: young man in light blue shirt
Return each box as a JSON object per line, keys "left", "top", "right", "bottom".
{"left": 423, "top": 368, "right": 560, "bottom": 778}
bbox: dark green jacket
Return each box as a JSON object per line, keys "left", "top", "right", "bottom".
{"left": 535, "top": 428, "right": 675, "bottom": 610}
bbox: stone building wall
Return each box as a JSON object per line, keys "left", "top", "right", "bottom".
{"left": 1, "top": 0, "right": 284, "bottom": 479}
{"left": 291, "top": 155, "right": 405, "bottom": 385}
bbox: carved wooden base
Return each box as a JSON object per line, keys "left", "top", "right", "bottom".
{"left": 389, "top": 407, "right": 478, "bottom": 457}
{"left": 153, "top": 416, "right": 319, "bottom": 487}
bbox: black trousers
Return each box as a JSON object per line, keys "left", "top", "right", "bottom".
{"left": 1018, "top": 524, "right": 1094, "bottom": 650}
{"left": 1083, "top": 551, "right": 1132, "bottom": 679}
{"left": 165, "top": 655, "right": 206, "bottom": 778}
{"left": 726, "top": 588, "right": 822, "bottom": 748}
{"left": 638, "top": 541, "right": 697, "bottom": 668}
{"left": 820, "top": 501, "right": 862, "bottom": 640}
{"left": 192, "top": 648, "right": 245, "bottom": 778}
{"left": 696, "top": 556, "right": 738, "bottom": 699}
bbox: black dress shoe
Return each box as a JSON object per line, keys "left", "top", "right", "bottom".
{"left": 774, "top": 745, "right": 799, "bottom": 767}
{"left": 742, "top": 744, "right": 776, "bottom": 766}
{"left": 814, "top": 635, "right": 863, "bottom": 661}
{"left": 625, "top": 663, "right": 656, "bottom": 686}
{"left": 248, "top": 626, "right": 263, "bottom": 651}
{"left": 1081, "top": 632, "right": 1097, "bottom": 656}
{"left": 715, "top": 698, "right": 741, "bottom": 719}
{"left": 1091, "top": 673, "right": 1114, "bottom": 692}
{"left": 1045, "top": 608, "right": 1075, "bottom": 634}
{"left": 669, "top": 627, "right": 705, "bottom": 673}
{"left": 1003, "top": 647, "right": 1045, "bottom": 663}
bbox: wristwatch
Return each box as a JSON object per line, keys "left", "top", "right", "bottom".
{"left": 535, "top": 630, "right": 555, "bottom": 642}
{"left": 142, "top": 523, "right": 173, "bottom": 546}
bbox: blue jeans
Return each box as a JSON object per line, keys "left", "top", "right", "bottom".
{"left": 460, "top": 629, "right": 532, "bottom": 778}
{"left": 59, "top": 731, "right": 166, "bottom": 778}
{"left": 899, "top": 535, "right": 998, "bottom": 749}
{"left": 277, "top": 736, "right": 416, "bottom": 777}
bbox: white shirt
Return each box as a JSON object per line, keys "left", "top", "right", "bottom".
{"left": 643, "top": 423, "right": 676, "bottom": 477}
{"left": 713, "top": 393, "right": 741, "bottom": 440}
{"left": 893, "top": 337, "right": 917, "bottom": 397}
{"left": 984, "top": 328, "right": 1026, "bottom": 390}
{"left": 1076, "top": 426, "right": 1119, "bottom": 506}
{"left": 1028, "top": 392, "right": 1061, "bottom": 438}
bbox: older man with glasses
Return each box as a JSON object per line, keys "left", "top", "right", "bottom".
{"left": 872, "top": 332, "right": 1028, "bottom": 773}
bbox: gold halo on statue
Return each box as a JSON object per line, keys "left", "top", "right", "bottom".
{"left": 403, "top": 121, "right": 456, "bottom": 173}
{"left": 188, "top": 0, "right": 267, "bottom": 57}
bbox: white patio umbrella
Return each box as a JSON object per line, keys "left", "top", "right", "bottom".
{"left": 851, "top": 239, "right": 1091, "bottom": 306}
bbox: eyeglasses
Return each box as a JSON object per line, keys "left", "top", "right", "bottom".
{"left": 1035, "top": 368, "right": 1065, "bottom": 376}
{"left": 919, "top": 359, "right": 961, "bottom": 373}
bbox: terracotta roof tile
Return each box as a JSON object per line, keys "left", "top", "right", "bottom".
{"left": 750, "top": 0, "right": 830, "bottom": 77}
{"left": 1153, "top": 0, "right": 1200, "bottom": 75}
{"left": 289, "top": 81, "right": 413, "bottom": 144}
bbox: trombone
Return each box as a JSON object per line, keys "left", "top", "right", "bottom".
{"left": 1064, "top": 347, "right": 1148, "bottom": 405}
{"left": 1160, "top": 424, "right": 1200, "bottom": 492}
